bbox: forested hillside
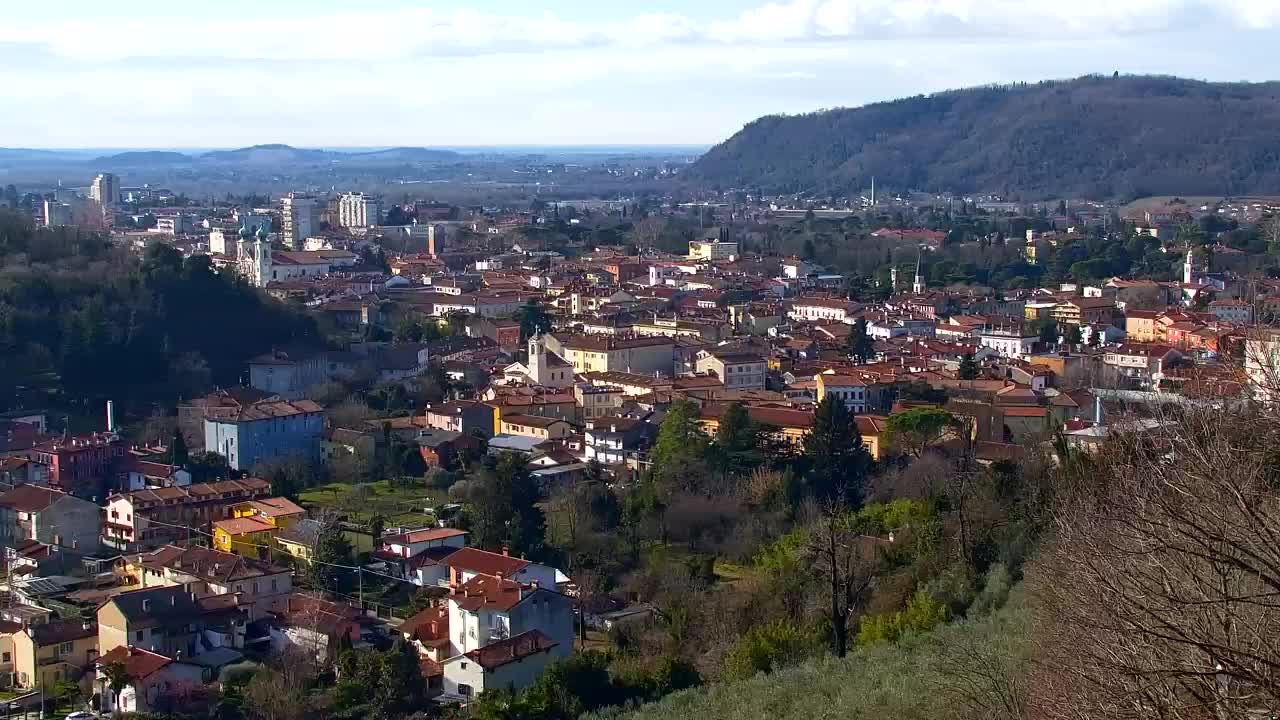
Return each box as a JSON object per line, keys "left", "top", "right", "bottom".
{"left": 0, "top": 209, "right": 320, "bottom": 419}
{"left": 690, "top": 75, "right": 1280, "bottom": 199}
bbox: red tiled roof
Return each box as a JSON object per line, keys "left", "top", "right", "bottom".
{"left": 0, "top": 485, "right": 67, "bottom": 512}
{"left": 96, "top": 646, "right": 172, "bottom": 680}
{"left": 450, "top": 575, "right": 531, "bottom": 612}
{"left": 464, "top": 630, "right": 556, "bottom": 670}
{"left": 384, "top": 528, "right": 468, "bottom": 545}
{"left": 443, "top": 547, "right": 530, "bottom": 578}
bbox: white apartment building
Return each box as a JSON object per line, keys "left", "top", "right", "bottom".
{"left": 90, "top": 173, "right": 119, "bottom": 207}
{"left": 978, "top": 328, "right": 1038, "bottom": 358}
{"left": 337, "top": 192, "right": 382, "bottom": 229}
{"left": 280, "top": 193, "right": 317, "bottom": 250}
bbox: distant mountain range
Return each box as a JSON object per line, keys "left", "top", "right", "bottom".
{"left": 689, "top": 75, "right": 1280, "bottom": 199}
{"left": 95, "top": 144, "right": 463, "bottom": 167}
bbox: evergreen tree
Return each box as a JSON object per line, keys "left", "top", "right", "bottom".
{"left": 650, "top": 400, "right": 709, "bottom": 490}
{"left": 469, "top": 453, "right": 547, "bottom": 559}
{"left": 715, "top": 402, "right": 761, "bottom": 476}
{"left": 958, "top": 353, "right": 979, "bottom": 380}
{"left": 845, "top": 318, "right": 874, "bottom": 364}
{"left": 802, "top": 397, "right": 870, "bottom": 505}
{"left": 170, "top": 428, "right": 189, "bottom": 467}
{"left": 516, "top": 300, "right": 552, "bottom": 342}
{"left": 309, "top": 521, "right": 354, "bottom": 594}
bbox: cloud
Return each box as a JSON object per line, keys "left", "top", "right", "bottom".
{"left": 1, "top": 1, "right": 1275, "bottom": 64}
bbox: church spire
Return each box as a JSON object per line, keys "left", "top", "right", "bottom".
{"left": 912, "top": 251, "right": 925, "bottom": 294}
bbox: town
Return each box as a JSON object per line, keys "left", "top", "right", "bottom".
{"left": 2, "top": 162, "right": 1280, "bottom": 720}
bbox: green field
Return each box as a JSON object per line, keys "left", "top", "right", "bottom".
{"left": 298, "top": 479, "right": 446, "bottom": 528}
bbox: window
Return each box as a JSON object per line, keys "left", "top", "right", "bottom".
{"left": 58, "top": 642, "right": 72, "bottom": 655}
{"left": 135, "top": 630, "right": 144, "bottom": 642}
{"left": 460, "top": 662, "right": 468, "bottom": 670}
{"left": 2, "top": 652, "right": 9, "bottom": 663}
{"left": 457, "top": 684, "right": 473, "bottom": 697}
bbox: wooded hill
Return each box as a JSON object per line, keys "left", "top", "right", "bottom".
{"left": 689, "top": 75, "right": 1280, "bottom": 199}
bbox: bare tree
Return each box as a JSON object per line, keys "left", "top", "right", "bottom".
{"left": 806, "top": 501, "right": 881, "bottom": 658}
{"left": 1028, "top": 407, "right": 1280, "bottom": 720}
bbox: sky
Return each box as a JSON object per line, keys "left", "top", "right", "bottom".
{"left": 2, "top": 0, "right": 1279, "bottom": 148}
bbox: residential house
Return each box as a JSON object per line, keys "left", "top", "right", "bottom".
{"left": 787, "top": 297, "right": 857, "bottom": 324}
{"left": 97, "top": 586, "right": 247, "bottom": 659}
{"left": 177, "top": 388, "right": 279, "bottom": 450}
{"left": 443, "top": 547, "right": 569, "bottom": 590}
{"left": 0, "top": 485, "right": 101, "bottom": 553}
{"left": 694, "top": 349, "right": 767, "bottom": 390}
{"left": 425, "top": 401, "right": 495, "bottom": 438}
{"left": 8, "top": 620, "right": 98, "bottom": 690}
{"left": 575, "top": 384, "right": 626, "bottom": 421}
{"left": 544, "top": 334, "right": 675, "bottom": 376}
{"left": 1102, "top": 344, "right": 1184, "bottom": 388}
{"left": 441, "top": 631, "right": 559, "bottom": 700}
{"left": 853, "top": 415, "right": 891, "bottom": 461}
{"left": 1208, "top": 298, "right": 1253, "bottom": 324}
{"left": 204, "top": 399, "right": 324, "bottom": 471}
{"left": 698, "top": 404, "right": 814, "bottom": 448}
{"left": 30, "top": 433, "right": 126, "bottom": 498}
{"left": 583, "top": 416, "right": 652, "bottom": 466}
{"left": 1051, "top": 297, "right": 1117, "bottom": 326}
{"left": 94, "top": 646, "right": 206, "bottom": 715}
{"left": 247, "top": 349, "right": 333, "bottom": 400}
{"left": 417, "top": 430, "right": 481, "bottom": 469}
{"left": 1124, "top": 310, "right": 1160, "bottom": 342}
{"left": 274, "top": 518, "right": 323, "bottom": 564}
{"left": 119, "top": 458, "right": 192, "bottom": 491}
{"left": 121, "top": 545, "right": 292, "bottom": 620}
{"left": 374, "top": 528, "right": 469, "bottom": 586}
{"left": 212, "top": 497, "right": 305, "bottom": 558}
{"left": 102, "top": 478, "right": 272, "bottom": 553}
{"left": 263, "top": 593, "right": 372, "bottom": 662}
{"left": 977, "top": 327, "right": 1038, "bottom": 358}
{"left": 498, "top": 415, "right": 573, "bottom": 441}
{"left": 815, "top": 374, "right": 868, "bottom": 414}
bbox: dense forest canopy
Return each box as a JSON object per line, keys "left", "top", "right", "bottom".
{"left": 690, "top": 75, "right": 1280, "bottom": 199}
{"left": 0, "top": 209, "right": 320, "bottom": 419}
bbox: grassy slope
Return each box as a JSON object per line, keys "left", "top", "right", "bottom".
{"left": 590, "top": 595, "right": 1028, "bottom": 720}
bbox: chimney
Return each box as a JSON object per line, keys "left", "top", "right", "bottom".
{"left": 501, "top": 545, "right": 509, "bottom": 557}
{"left": 107, "top": 400, "right": 116, "bottom": 433}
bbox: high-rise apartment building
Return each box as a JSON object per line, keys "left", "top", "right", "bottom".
{"left": 280, "top": 193, "right": 317, "bottom": 250}
{"left": 89, "top": 173, "right": 119, "bottom": 207}
{"left": 337, "top": 192, "right": 382, "bottom": 229}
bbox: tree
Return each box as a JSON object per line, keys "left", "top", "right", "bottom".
{"left": 808, "top": 506, "right": 879, "bottom": 658}
{"left": 1063, "top": 324, "right": 1082, "bottom": 347}
{"left": 649, "top": 399, "right": 710, "bottom": 492}
{"left": 802, "top": 397, "right": 871, "bottom": 505}
{"left": 722, "top": 620, "right": 818, "bottom": 681}
{"left": 466, "top": 453, "right": 547, "bottom": 559}
{"left": 846, "top": 318, "right": 874, "bottom": 364}
{"left": 1037, "top": 319, "right": 1058, "bottom": 345}
{"left": 885, "top": 407, "right": 961, "bottom": 458}
{"left": 103, "top": 661, "right": 133, "bottom": 717}
{"left": 167, "top": 427, "right": 189, "bottom": 467}
{"left": 714, "top": 402, "right": 761, "bottom": 477}
{"left": 371, "top": 639, "right": 425, "bottom": 717}
{"left": 958, "top": 353, "right": 979, "bottom": 380}
{"left": 187, "top": 451, "right": 230, "bottom": 482}
{"left": 516, "top": 300, "right": 552, "bottom": 342}
{"left": 309, "top": 520, "right": 353, "bottom": 594}
{"left": 1029, "top": 408, "right": 1280, "bottom": 719}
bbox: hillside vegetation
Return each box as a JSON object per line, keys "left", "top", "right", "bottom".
{"left": 690, "top": 75, "right": 1280, "bottom": 199}
{"left": 590, "top": 595, "right": 1028, "bottom": 720}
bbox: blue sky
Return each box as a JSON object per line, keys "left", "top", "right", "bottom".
{"left": 3, "top": 0, "right": 1278, "bottom": 148}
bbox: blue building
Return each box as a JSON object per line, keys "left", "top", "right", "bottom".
{"left": 204, "top": 399, "right": 324, "bottom": 471}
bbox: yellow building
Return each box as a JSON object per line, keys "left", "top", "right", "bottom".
{"left": 213, "top": 496, "right": 305, "bottom": 557}
{"left": 7, "top": 620, "right": 98, "bottom": 690}
{"left": 499, "top": 414, "right": 573, "bottom": 440}
{"left": 854, "top": 415, "right": 891, "bottom": 461}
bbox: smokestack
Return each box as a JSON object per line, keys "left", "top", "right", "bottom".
{"left": 107, "top": 400, "right": 116, "bottom": 433}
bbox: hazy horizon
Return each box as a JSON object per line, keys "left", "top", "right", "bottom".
{"left": 3, "top": 1, "right": 1278, "bottom": 148}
